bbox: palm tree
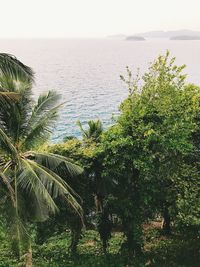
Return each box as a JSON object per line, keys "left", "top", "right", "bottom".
{"left": 77, "top": 119, "right": 111, "bottom": 251}
{"left": 77, "top": 119, "right": 103, "bottom": 142}
{"left": 0, "top": 55, "right": 83, "bottom": 266}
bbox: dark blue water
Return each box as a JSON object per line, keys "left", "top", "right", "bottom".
{"left": 0, "top": 38, "right": 200, "bottom": 142}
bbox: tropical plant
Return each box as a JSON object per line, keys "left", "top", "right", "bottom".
{"left": 77, "top": 119, "right": 113, "bottom": 251}
{"left": 77, "top": 119, "right": 103, "bottom": 142}
{"left": 36, "top": 138, "right": 97, "bottom": 254}
{"left": 40, "top": 126, "right": 112, "bottom": 253}
{"left": 0, "top": 56, "right": 83, "bottom": 266}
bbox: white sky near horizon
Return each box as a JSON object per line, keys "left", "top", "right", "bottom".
{"left": 0, "top": 0, "right": 200, "bottom": 38}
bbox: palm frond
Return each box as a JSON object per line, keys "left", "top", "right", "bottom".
{"left": 77, "top": 120, "right": 87, "bottom": 138}
{"left": 32, "top": 152, "right": 83, "bottom": 178}
{"left": 19, "top": 159, "right": 82, "bottom": 215}
{"left": 0, "top": 53, "right": 34, "bottom": 83}
{"left": 0, "top": 75, "right": 19, "bottom": 92}
{"left": 32, "top": 91, "right": 60, "bottom": 119}
{"left": 23, "top": 91, "right": 60, "bottom": 139}
{"left": 0, "top": 170, "right": 15, "bottom": 205}
{"left": 0, "top": 83, "right": 33, "bottom": 142}
{"left": 18, "top": 159, "right": 58, "bottom": 214}
{"left": 0, "top": 92, "right": 20, "bottom": 114}
{"left": 77, "top": 119, "right": 103, "bottom": 141}
{"left": 0, "top": 92, "right": 20, "bottom": 101}
{"left": 0, "top": 128, "right": 18, "bottom": 159}
{"left": 22, "top": 104, "right": 61, "bottom": 150}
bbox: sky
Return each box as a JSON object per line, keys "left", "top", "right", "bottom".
{"left": 0, "top": 0, "right": 200, "bottom": 38}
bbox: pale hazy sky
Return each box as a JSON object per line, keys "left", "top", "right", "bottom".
{"left": 0, "top": 0, "right": 200, "bottom": 38}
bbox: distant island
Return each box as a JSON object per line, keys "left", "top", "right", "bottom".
{"left": 126, "top": 36, "right": 145, "bottom": 41}
{"left": 107, "top": 30, "right": 200, "bottom": 40}
{"left": 136, "top": 29, "right": 200, "bottom": 38}
{"left": 170, "top": 35, "right": 200, "bottom": 40}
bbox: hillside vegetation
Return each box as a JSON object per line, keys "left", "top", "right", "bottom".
{"left": 0, "top": 52, "right": 199, "bottom": 266}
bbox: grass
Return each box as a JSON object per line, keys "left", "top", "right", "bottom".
{"left": 0, "top": 223, "right": 199, "bottom": 267}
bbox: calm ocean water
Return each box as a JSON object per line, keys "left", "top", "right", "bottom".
{"left": 0, "top": 38, "right": 200, "bottom": 142}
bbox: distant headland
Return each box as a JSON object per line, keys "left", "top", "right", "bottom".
{"left": 170, "top": 35, "right": 200, "bottom": 40}
{"left": 107, "top": 30, "right": 200, "bottom": 40}
{"left": 135, "top": 29, "right": 200, "bottom": 38}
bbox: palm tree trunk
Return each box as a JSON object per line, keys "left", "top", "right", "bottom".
{"left": 94, "top": 194, "right": 103, "bottom": 212}
{"left": 162, "top": 204, "right": 171, "bottom": 235}
{"left": 14, "top": 166, "right": 21, "bottom": 259}
{"left": 25, "top": 246, "right": 33, "bottom": 267}
{"left": 70, "top": 227, "right": 81, "bottom": 254}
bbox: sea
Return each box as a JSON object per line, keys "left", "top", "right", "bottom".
{"left": 0, "top": 38, "right": 200, "bottom": 142}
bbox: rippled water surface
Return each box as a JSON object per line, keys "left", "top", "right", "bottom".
{"left": 0, "top": 39, "right": 200, "bottom": 141}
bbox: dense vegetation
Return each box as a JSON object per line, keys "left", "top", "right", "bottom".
{"left": 0, "top": 52, "right": 199, "bottom": 266}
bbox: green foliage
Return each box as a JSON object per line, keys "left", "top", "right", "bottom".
{"left": 39, "top": 137, "right": 105, "bottom": 251}
{"left": 0, "top": 53, "right": 34, "bottom": 83}
{"left": 39, "top": 122, "right": 110, "bottom": 254}
{"left": 101, "top": 52, "right": 200, "bottom": 253}
{"left": 0, "top": 55, "right": 83, "bottom": 263}
{"left": 0, "top": 228, "right": 199, "bottom": 266}
{"left": 0, "top": 52, "right": 199, "bottom": 266}
{"left": 77, "top": 119, "right": 103, "bottom": 143}
{"left": 46, "top": 138, "right": 97, "bottom": 168}
{"left": 40, "top": 52, "right": 200, "bottom": 258}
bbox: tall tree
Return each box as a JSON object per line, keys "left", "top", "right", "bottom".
{"left": 0, "top": 55, "right": 83, "bottom": 266}
{"left": 101, "top": 52, "right": 200, "bottom": 255}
